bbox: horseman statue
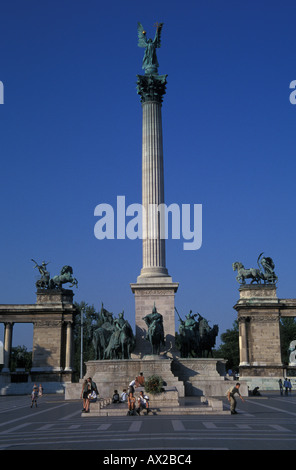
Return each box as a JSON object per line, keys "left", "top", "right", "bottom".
{"left": 104, "top": 311, "right": 135, "bottom": 359}
{"left": 176, "top": 310, "right": 219, "bottom": 358}
{"left": 91, "top": 305, "right": 135, "bottom": 360}
{"left": 143, "top": 304, "right": 165, "bottom": 355}
{"left": 232, "top": 252, "right": 278, "bottom": 285}
{"left": 91, "top": 304, "right": 115, "bottom": 360}
{"left": 175, "top": 309, "right": 199, "bottom": 358}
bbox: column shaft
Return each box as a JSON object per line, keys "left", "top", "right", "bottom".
{"left": 140, "top": 100, "right": 168, "bottom": 278}
{"left": 3, "top": 322, "right": 13, "bottom": 372}
{"left": 239, "top": 318, "right": 249, "bottom": 366}
{"left": 64, "top": 322, "right": 73, "bottom": 371}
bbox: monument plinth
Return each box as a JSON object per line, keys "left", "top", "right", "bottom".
{"left": 234, "top": 284, "right": 283, "bottom": 375}
{"left": 231, "top": 255, "right": 296, "bottom": 389}
{"left": 0, "top": 288, "right": 76, "bottom": 391}
{"left": 131, "top": 23, "right": 179, "bottom": 357}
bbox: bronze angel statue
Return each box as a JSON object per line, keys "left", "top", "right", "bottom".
{"left": 137, "top": 22, "right": 164, "bottom": 74}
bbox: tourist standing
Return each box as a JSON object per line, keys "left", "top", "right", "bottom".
{"left": 80, "top": 379, "right": 90, "bottom": 413}
{"left": 284, "top": 378, "right": 289, "bottom": 395}
{"left": 278, "top": 379, "right": 283, "bottom": 395}
{"left": 227, "top": 383, "right": 245, "bottom": 414}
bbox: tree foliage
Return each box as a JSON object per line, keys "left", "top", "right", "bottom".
{"left": 213, "top": 320, "right": 239, "bottom": 372}
{"left": 72, "top": 301, "right": 104, "bottom": 381}
{"left": 10, "top": 345, "right": 32, "bottom": 372}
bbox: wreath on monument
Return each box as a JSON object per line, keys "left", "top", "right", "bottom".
{"left": 145, "top": 375, "right": 164, "bottom": 395}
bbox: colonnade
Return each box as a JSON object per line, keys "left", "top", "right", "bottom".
{"left": 0, "top": 319, "right": 74, "bottom": 376}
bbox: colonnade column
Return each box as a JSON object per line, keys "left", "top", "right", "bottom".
{"left": 238, "top": 317, "right": 249, "bottom": 366}
{"left": 64, "top": 321, "right": 73, "bottom": 372}
{"left": 2, "top": 322, "right": 13, "bottom": 373}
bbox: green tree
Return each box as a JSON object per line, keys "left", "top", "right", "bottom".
{"left": 72, "top": 302, "right": 103, "bottom": 381}
{"left": 214, "top": 320, "right": 239, "bottom": 372}
{"left": 10, "top": 346, "right": 32, "bottom": 372}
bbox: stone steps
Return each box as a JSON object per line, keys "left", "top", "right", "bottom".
{"left": 82, "top": 396, "right": 229, "bottom": 417}
{"left": 84, "top": 407, "right": 229, "bottom": 416}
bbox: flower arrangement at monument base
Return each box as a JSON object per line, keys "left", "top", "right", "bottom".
{"left": 144, "top": 375, "right": 164, "bottom": 394}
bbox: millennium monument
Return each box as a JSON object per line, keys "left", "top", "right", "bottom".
{"left": 70, "top": 24, "right": 231, "bottom": 410}
{"left": 130, "top": 22, "right": 179, "bottom": 357}
{"left": 2, "top": 22, "right": 296, "bottom": 403}
{"left": 0, "top": 24, "right": 232, "bottom": 407}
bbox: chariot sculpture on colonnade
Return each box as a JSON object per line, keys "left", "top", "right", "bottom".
{"left": 232, "top": 252, "right": 278, "bottom": 285}
{"left": 32, "top": 259, "right": 78, "bottom": 290}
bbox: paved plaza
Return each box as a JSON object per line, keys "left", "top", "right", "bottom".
{"left": 1, "top": 391, "right": 296, "bottom": 451}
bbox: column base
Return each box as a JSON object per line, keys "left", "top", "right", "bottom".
{"left": 138, "top": 267, "right": 169, "bottom": 279}
{"left": 131, "top": 277, "right": 179, "bottom": 358}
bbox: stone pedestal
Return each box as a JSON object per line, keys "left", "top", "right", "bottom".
{"left": 131, "top": 278, "right": 179, "bottom": 357}
{"left": 65, "top": 357, "right": 234, "bottom": 405}
{"left": 234, "top": 284, "right": 283, "bottom": 378}
{"left": 31, "top": 289, "right": 74, "bottom": 381}
{"left": 0, "top": 289, "right": 76, "bottom": 387}
{"left": 83, "top": 356, "right": 185, "bottom": 399}
{"left": 171, "top": 358, "right": 248, "bottom": 396}
{"left": 232, "top": 284, "right": 296, "bottom": 389}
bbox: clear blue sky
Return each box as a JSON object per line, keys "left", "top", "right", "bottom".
{"left": 1, "top": 0, "right": 296, "bottom": 349}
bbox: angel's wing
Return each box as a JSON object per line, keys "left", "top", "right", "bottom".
{"left": 153, "top": 22, "right": 164, "bottom": 48}
{"left": 137, "top": 22, "right": 147, "bottom": 48}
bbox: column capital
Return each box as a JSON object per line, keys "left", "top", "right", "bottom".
{"left": 137, "top": 73, "right": 167, "bottom": 104}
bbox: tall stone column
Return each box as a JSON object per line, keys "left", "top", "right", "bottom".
{"left": 140, "top": 97, "right": 167, "bottom": 278}
{"left": 131, "top": 73, "right": 179, "bottom": 357}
